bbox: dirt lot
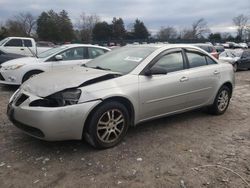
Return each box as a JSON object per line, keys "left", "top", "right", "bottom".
{"left": 0, "top": 71, "right": 250, "bottom": 188}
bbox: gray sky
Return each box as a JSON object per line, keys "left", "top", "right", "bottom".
{"left": 0, "top": 0, "right": 249, "bottom": 34}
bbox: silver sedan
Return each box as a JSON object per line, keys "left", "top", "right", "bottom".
{"left": 7, "top": 44, "right": 235, "bottom": 149}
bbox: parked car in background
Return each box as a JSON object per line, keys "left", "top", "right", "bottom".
{"left": 219, "top": 49, "right": 250, "bottom": 71}
{"left": 7, "top": 44, "right": 234, "bottom": 149}
{"left": 219, "top": 50, "right": 241, "bottom": 71}
{"left": 193, "top": 43, "right": 219, "bottom": 59}
{"left": 0, "top": 44, "right": 110, "bottom": 85}
{"left": 214, "top": 45, "right": 225, "bottom": 54}
{"left": 0, "top": 49, "right": 25, "bottom": 64}
{"left": 0, "top": 37, "right": 52, "bottom": 56}
{"left": 239, "top": 43, "right": 248, "bottom": 49}
{"left": 36, "top": 41, "right": 56, "bottom": 48}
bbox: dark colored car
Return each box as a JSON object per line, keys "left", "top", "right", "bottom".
{"left": 0, "top": 49, "right": 25, "bottom": 64}
{"left": 235, "top": 50, "right": 250, "bottom": 71}
{"left": 193, "top": 44, "right": 219, "bottom": 59}
{"left": 214, "top": 45, "right": 225, "bottom": 54}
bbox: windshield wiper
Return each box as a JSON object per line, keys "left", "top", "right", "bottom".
{"left": 92, "top": 66, "right": 111, "bottom": 71}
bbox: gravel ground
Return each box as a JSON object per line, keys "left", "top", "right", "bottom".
{"left": 0, "top": 71, "right": 250, "bottom": 188}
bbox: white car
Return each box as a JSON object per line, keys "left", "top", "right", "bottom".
{"left": 0, "top": 44, "right": 110, "bottom": 85}
{"left": 7, "top": 44, "right": 234, "bottom": 149}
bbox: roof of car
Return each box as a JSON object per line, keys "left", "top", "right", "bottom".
{"left": 60, "top": 44, "right": 110, "bottom": 50}
{"left": 126, "top": 43, "right": 206, "bottom": 50}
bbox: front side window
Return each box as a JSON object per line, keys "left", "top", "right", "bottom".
{"left": 206, "top": 56, "right": 217, "bottom": 65}
{"left": 58, "top": 47, "right": 85, "bottom": 61}
{"left": 186, "top": 52, "right": 207, "bottom": 68}
{"left": 4, "top": 39, "right": 23, "bottom": 47}
{"left": 88, "top": 47, "right": 107, "bottom": 59}
{"left": 151, "top": 52, "right": 184, "bottom": 73}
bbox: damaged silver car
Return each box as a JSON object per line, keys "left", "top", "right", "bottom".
{"left": 7, "top": 44, "right": 235, "bottom": 149}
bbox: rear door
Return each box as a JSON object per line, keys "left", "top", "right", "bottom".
{"left": 23, "top": 39, "right": 35, "bottom": 56}
{"left": 3, "top": 39, "right": 25, "bottom": 55}
{"left": 183, "top": 49, "right": 220, "bottom": 107}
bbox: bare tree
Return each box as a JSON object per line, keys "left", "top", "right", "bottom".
{"left": 233, "top": 14, "right": 248, "bottom": 40}
{"left": 6, "top": 12, "right": 36, "bottom": 36}
{"left": 181, "top": 18, "right": 210, "bottom": 39}
{"left": 76, "top": 12, "right": 100, "bottom": 43}
{"left": 157, "top": 26, "right": 177, "bottom": 40}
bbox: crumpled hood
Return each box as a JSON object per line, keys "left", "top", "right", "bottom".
{"left": 21, "top": 67, "right": 119, "bottom": 97}
{"left": 1, "top": 56, "right": 42, "bottom": 66}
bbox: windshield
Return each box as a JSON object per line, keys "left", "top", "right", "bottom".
{"left": 0, "top": 38, "right": 9, "bottom": 46}
{"left": 37, "top": 46, "right": 68, "bottom": 58}
{"left": 84, "top": 46, "right": 157, "bottom": 74}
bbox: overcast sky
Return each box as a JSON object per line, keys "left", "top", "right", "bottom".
{"left": 0, "top": 0, "right": 249, "bottom": 35}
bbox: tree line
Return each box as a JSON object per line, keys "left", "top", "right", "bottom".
{"left": 0, "top": 10, "right": 249, "bottom": 43}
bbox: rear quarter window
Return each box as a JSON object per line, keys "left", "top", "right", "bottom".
{"left": 24, "top": 40, "right": 32, "bottom": 47}
{"left": 186, "top": 52, "right": 207, "bottom": 68}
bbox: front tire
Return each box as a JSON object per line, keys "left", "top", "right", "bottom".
{"left": 85, "top": 101, "right": 129, "bottom": 149}
{"left": 208, "top": 85, "right": 231, "bottom": 115}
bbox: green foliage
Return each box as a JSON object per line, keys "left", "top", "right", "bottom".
{"left": 209, "top": 33, "right": 222, "bottom": 41}
{"left": 133, "top": 19, "right": 150, "bottom": 39}
{"left": 112, "top": 17, "right": 126, "bottom": 40}
{"left": 37, "top": 10, "right": 74, "bottom": 43}
{"left": 92, "top": 22, "right": 112, "bottom": 41}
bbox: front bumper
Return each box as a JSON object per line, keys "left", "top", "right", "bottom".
{"left": 0, "top": 70, "right": 22, "bottom": 85}
{"left": 7, "top": 90, "right": 101, "bottom": 141}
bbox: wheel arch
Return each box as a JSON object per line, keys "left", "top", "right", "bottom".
{"left": 22, "top": 69, "right": 44, "bottom": 83}
{"left": 222, "top": 81, "right": 233, "bottom": 97}
{"left": 82, "top": 96, "right": 135, "bottom": 136}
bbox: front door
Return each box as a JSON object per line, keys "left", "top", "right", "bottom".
{"left": 52, "top": 47, "right": 88, "bottom": 70}
{"left": 139, "top": 50, "right": 190, "bottom": 121}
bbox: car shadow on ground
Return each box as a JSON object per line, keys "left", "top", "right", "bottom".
{"left": 0, "top": 84, "right": 19, "bottom": 92}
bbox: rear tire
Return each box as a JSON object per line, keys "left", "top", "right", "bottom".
{"left": 207, "top": 85, "right": 231, "bottom": 115}
{"left": 84, "top": 101, "right": 129, "bottom": 149}
{"left": 22, "top": 70, "right": 43, "bottom": 83}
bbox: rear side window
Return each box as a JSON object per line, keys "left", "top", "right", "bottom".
{"left": 206, "top": 56, "right": 217, "bottom": 65}
{"left": 23, "top": 40, "right": 32, "bottom": 47}
{"left": 4, "top": 39, "right": 23, "bottom": 47}
{"left": 58, "top": 47, "right": 85, "bottom": 61}
{"left": 88, "top": 48, "right": 107, "bottom": 59}
{"left": 186, "top": 52, "right": 207, "bottom": 68}
{"left": 152, "top": 52, "right": 184, "bottom": 73}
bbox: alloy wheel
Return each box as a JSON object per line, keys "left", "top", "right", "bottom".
{"left": 217, "top": 90, "right": 229, "bottom": 112}
{"left": 96, "top": 109, "right": 125, "bottom": 143}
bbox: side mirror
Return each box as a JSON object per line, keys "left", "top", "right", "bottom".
{"left": 144, "top": 67, "right": 167, "bottom": 76}
{"left": 55, "top": 55, "right": 63, "bottom": 61}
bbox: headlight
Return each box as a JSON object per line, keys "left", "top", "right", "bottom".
{"left": 30, "top": 89, "right": 82, "bottom": 107}
{"left": 3, "top": 64, "right": 24, "bottom": 70}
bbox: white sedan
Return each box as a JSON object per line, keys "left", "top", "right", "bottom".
{"left": 0, "top": 44, "right": 110, "bottom": 85}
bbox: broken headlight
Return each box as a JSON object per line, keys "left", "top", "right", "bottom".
{"left": 30, "top": 89, "right": 81, "bottom": 107}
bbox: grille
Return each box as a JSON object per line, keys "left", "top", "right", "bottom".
{"left": 15, "top": 94, "right": 29, "bottom": 106}
{"left": 0, "top": 73, "right": 4, "bottom": 81}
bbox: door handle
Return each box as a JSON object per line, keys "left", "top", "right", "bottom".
{"left": 214, "top": 70, "right": 220, "bottom": 75}
{"left": 180, "top": 76, "right": 189, "bottom": 82}
{"left": 20, "top": 48, "right": 24, "bottom": 51}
